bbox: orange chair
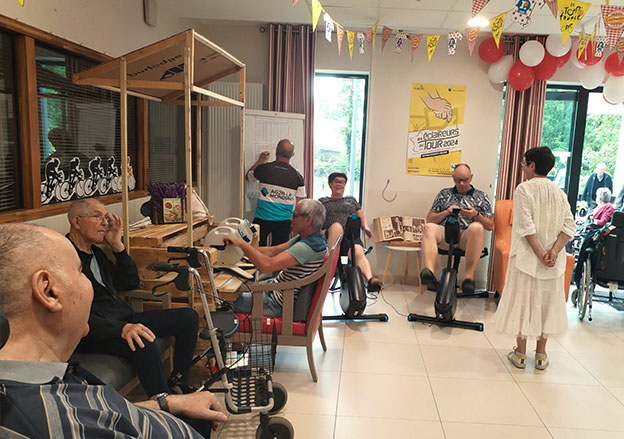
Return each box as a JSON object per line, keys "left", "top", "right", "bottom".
{"left": 492, "top": 199, "right": 574, "bottom": 301}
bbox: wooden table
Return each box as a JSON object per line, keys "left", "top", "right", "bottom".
{"left": 382, "top": 244, "right": 423, "bottom": 294}
{"left": 128, "top": 216, "right": 214, "bottom": 248}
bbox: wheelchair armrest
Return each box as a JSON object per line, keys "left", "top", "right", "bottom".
{"left": 120, "top": 289, "right": 171, "bottom": 312}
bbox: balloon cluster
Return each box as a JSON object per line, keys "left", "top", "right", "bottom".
{"left": 480, "top": 35, "right": 573, "bottom": 91}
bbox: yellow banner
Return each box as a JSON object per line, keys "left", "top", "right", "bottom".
{"left": 18, "top": 0, "right": 24, "bottom": 4}
{"left": 489, "top": 12, "right": 507, "bottom": 48}
{"left": 407, "top": 84, "right": 466, "bottom": 176}
{"left": 347, "top": 30, "right": 354, "bottom": 60}
{"left": 427, "top": 35, "right": 440, "bottom": 62}
{"left": 312, "top": 0, "right": 322, "bottom": 32}
{"left": 578, "top": 31, "right": 592, "bottom": 56}
{"left": 558, "top": 0, "right": 591, "bottom": 45}
{"left": 372, "top": 21, "right": 379, "bottom": 48}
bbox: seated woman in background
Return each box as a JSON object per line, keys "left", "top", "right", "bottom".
{"left": 318, "top": 172, "right": 382, "bottom": 292}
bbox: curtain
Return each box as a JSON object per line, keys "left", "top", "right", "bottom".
{"left": 268, "top": 24, "right": 316, "bottom": 197}
{"left": 487, "top": 35, "right": 548, "bottom": 291}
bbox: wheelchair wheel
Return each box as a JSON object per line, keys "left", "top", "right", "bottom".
{"left": 578, "top": 258, "right": 592, "bottom": 321}
{"left": 256, "top": 417, "right": 294, "bottom": 439}
{"left": 269, "top": 382, "right": 288, "bottom": 414}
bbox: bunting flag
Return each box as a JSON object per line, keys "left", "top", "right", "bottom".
{"left": 472, "top": 0, "right": 491, "bottom": 17}
{"left": 558, "top": 0, "right": 591, "bottom": 45}
{"left": 427, "top": 34, "right": 440, "bottom": 62}
{"left": 578, "top": 31, "right": 591, "bottom": 57}
{"left": 448, "top": 32, "right": 463, "bottom": 55}
{"left": 395, "top": 32, "right": 408, "bottom": 53}
{"left": 18, "top": 0, "right": 24, "bottom": 4}
{"left": 365, "top": 27, "right": 373, "bottom": 50}
{"left": 324, "top": 13, "right": 334, "bottom": 43}
{"left": 337, "top": 24, "right": 345, "bottom": 56}
{"left": 617, "top": 36, "right": 624, "bottom": 53}
{"left": 410, "top": 34, "right": 422, "bottom": 62}
{"left": 347, "top": 30, "right": 354, "bottom": 60}
{"left": 357, "top": 32, "right": 366, "bottom": 54}
{"left": 595, "top": 36, "right": 608, "bottom": 57}
{"left": 511, "top": 0, "right": 543, "bottom": 27}
{"left": 545, "top": 0, "right": 558, "bottom": 18}
{"left": 372, "top": 21, "right": 379, "bottom": 48}
{"left": 601, "top": 5, "right": 624, "bottom": 49}
{"left": 466, "top": 27, "right": 479, "bottom": 55}
{"left": 489, "top": 12, "right": 507, "bottom": 48}
{"left": 312, "top": 0, "right": 322, "bottom": 32}
{"left": 381, "top": 26, "right": 393, "bottom": 52}
{"left": 293, "top": 0, "right": 299, "bottom": 6}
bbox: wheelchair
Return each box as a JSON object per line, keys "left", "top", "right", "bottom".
{"left": 571, "top": 211, "right": 624, "bottom": 321}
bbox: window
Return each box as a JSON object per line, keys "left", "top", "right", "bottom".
{"left": 0, "top": 31, "right": 19, "bottom": 213}
{"left": 313, "top": 73, "right": 368, "bottom": 201}
{"left": 148, "top": 101, "right": 187, "bottom": 183}
{"left": 36, "top": 44, "right": 137, "bottom": 205}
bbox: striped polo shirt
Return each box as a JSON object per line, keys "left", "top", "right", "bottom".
{"left": 0, "top": 360, "right": 205, "bottom": 439}
{"left": 251, "top": 161, "right": 306, "bottom": 221}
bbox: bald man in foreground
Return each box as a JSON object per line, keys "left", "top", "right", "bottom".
{"left": 0, "top": 224, "right": 226, "bottom": 438}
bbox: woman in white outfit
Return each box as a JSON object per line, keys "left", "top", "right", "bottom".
{"left": 495, "top": 146, "right": 576, "bottom": 370}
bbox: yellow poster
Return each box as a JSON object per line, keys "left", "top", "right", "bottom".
{"left": 407, "top": 83, "right": 466, "bottom": 176}
{"left": 558, "top": 0, "right": 591, "bottom": 45}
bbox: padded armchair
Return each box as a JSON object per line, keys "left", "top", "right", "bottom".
{"left": 233, "top": 235, "right": 342, "bottom": 382}
{"left": 492, "top": 200, "right": 575, "bottom": 301}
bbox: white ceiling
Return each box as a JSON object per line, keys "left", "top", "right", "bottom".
{"left": 162, "top": 0, "right": 624, "bottom": 35}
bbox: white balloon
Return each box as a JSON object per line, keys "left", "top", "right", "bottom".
{"left": 488, "top": 55, "right": 514, "bottom": 84}
{"left": 545, "top": 34, "right": 572, "bottom": 57}
{"left": 519, "top": 40, "right": 545, "bottom": 67}
{"left": 603, "top": 75, "right": 624, "bottom": 104}
{"left": 580, "top": 61, "right": 605, "bottom": 90}
{"left": 570, "top": 38, "right": 585, "bottom": 69}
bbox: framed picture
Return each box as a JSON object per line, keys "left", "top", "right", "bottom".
{"left": 163, "top": 197, "right": 183, "bottom": 223}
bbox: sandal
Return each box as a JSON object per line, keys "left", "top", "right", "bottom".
{"left": 367, "top": 276, "right": 383, "bottom": 292}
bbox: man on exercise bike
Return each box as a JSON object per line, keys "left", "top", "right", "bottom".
{"left": 420, "top": 163, "right": 493, "bottom": 294}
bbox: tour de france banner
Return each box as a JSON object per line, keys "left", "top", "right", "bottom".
{"left": 406, "top": 83, "right": 466, "bottom": 176}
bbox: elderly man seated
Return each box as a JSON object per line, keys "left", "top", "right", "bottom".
{"left": 420, "top": 163, "right": 494, "bottom": 293}
{"left": 0, "top": 224, "right": 226, "bottom": 438}
{"left": 66, "top": 199, "right": 199, "bottom": 397}
{"left": 225, "top": 199, "right": 328, "bottom": 316}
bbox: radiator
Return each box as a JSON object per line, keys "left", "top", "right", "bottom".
{"left": 202, "top": 82, "right": 263, "bottom": 220}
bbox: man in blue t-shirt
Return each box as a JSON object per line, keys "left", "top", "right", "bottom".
{"left": 247, "top": 139, "right": 306, "bottom": 246}
{"left": 225, "top": 199, "right": 328, "bottom": 316}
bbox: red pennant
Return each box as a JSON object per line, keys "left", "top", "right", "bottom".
{"left": 601, "top": 5, "right": 624, "bottom": 50}
{"left": 472, "top": 0, "right": 491, "bottom": 17}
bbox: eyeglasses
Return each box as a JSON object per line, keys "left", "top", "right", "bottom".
{"left": 331, "top": 179, "right": 347, "bottom": 185}
{"left": 81, "top": 212, "right": 109, "bottom": 223}
{"left": 520, "top": 161, "right": 527, "bottom": 168}
{"left": 453, "top": 177, "right": 470, "bottom": 184}
{"left": 292, "top": 211, "right": 307, "bottom": 218}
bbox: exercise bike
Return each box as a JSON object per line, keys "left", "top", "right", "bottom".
{"left": 407, "top": 208, "right": 484, "bottom": 331}
{"left": 323, "top": 214, "right": 389, "bottom": 322}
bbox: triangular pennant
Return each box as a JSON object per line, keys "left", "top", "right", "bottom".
{"left": 366, "top": 27, "right": 373, "bottom": 50}
{"left": 511, "top": 0, "right": 543, "bottom": 27}
{"left": 427, "top": 34, "right": 440, "bottom": 62}
{"left": 558, "top": 0, "right": 591, "bottom": 45}
{"left": 337, "top": 24, "right": 345, "bottom": 56}
{"left": 466, "top": 27, "right": 479, "bottom": 55}
{"left": 292, "top": 0, "right": 299, "bottom": 6}
{"left": 410, "top": 34, "right": 422, "bottom": 62}
{"left": 617, "top": 36, "right": 624, "bottom": 53}
{"left": 489, "top": 12, "right": 507, "bottom": 48}
{"left": 472, "top": 0, "right": 491, "bottom": 17}
{"left": 18, "top": 0, "right": 24, "bottom": 4}
{"left": 395, "top": 32, "right": 407, "bottom": 53}
{"left": 324, "top": 14, "right": 334, "bottom": 43}
{"left": 545, "top": 0, "right": 558, "bottom": 18}
{"left": 448, "top": 32, "right": 463, "bottom": 55}
{"left": 347, "top": 30, "right": 354, "bottom": 60}
{"left": 595, "top": 36, "right": 608, "bottom": 57}
{"left": 372, "top": 21, "right": 379, "bottom": 48}
{"left": 381, "top": 26, "right": 393, "bottom": 52}
{"left": 357, "top": 32, "right": 366, "bottom": 54}
{"left": 312, "top": 0, "right": 322, "bottom": 32}
{"left": 601, "top": 5, "right": 624, "bottom": 50}
{"left": 578, "top": 31, "right": 591, "bottom": 57}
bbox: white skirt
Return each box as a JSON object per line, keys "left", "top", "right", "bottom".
{"left": 494, "top": 256, "right": 568, "bottom": 338}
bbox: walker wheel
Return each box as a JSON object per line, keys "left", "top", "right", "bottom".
{"left": 256, "top": 416, "right": 294, "bottom": 439}
{"left": 269, "top": 382, "right": 288, "bottom": 414}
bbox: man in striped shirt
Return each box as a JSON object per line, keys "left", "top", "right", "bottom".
{"left": 0, "top": 224, "right": 226, "bottom": 438}
{"left": 226, "top": 199, "right": 328, "bottom": 316}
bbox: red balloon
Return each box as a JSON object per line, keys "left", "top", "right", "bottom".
{"left": 554, "top": 49, "right": 572, "bottom": 67}
{"left": 508, "top": 60, "right": 535, "bottom": 91}
{"left": 577, "top": 40, "right": 603, "bottom": 66}
{"left": 604, "top": 53, "right": 624, "bottom": 77}
{"left": 604, "top": 94, "right": 618, "bottom": 105}
{"left": 478, "top": 37, "right": 506, "bottom": 63}
{"left": 534, "top": 51, "right": 558, "bottom": 80}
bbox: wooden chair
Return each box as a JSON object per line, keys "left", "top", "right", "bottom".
{"left": 232, "top": 235, "right": 342, "bottom": 382}
{"left": 492, "top": 199, "right": 575, "bottom": 301}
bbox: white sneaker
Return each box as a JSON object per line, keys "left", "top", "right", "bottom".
{"left": 535, "top": 353, "right": 549, "bottom": 370}
{"left": 508, "top": 349, "right": 527, "bottom": 369}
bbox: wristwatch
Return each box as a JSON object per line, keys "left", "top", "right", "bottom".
{"left": 151, "top": 392, "right": 170, "bottom": 412}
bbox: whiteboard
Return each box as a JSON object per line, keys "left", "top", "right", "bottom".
{"left": 244, "top": 109, "right": 305, "bottom": 218}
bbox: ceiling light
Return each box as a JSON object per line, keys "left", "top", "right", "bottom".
{"left": 467, "top": 17, "right": 489, "bottom": 27}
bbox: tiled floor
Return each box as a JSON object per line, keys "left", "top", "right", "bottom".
{"left": 211, "top": 283, "right": 624, "bottom": 439}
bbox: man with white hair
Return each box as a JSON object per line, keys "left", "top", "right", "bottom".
{"left": 225, "top": 199, "right": 328, "bottom": 316}
{"left": 582, "top": 163, "right": 613, "bottom": 209}
{"left": 0, "top": 223, "right": 226, "bottom": 438}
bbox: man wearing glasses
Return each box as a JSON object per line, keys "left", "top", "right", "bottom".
{"left": 66, "top": 199, "right": 199, "bottom": 398}
{"left": 420, "top": 163, "right": 494, "bottom": 294}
